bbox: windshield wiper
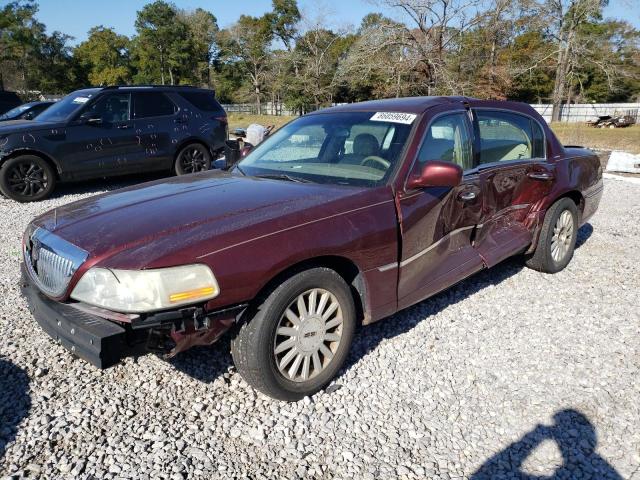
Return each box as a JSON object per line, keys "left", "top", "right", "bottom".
{"left": 254, "top": 173, "right": 313, "bottom": 183}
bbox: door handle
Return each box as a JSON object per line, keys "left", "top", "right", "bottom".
{"left": 458, "top": 191, "right": 477, "bottom": 202}
{"left": 117, "top": 124, "right": 131, "bottom": 130}
{"left": 527, "top": 171, "right": 554, "bottom": 181}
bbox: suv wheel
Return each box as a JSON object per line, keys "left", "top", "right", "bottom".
{"left": 0, "top": 155, "right": 56, "bottom": 202}
{"left": 175, "top": 143, "right": 211, "bottom": 175}
{"left": 525, "top": 197, "right": 579, "bottom": 273}
{"left": 231, "top": 268, "right": 356, "bottom": 401}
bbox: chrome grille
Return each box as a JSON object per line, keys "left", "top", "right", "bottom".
{"left": 24, "top": 227, "right": 88, "bottom": 297}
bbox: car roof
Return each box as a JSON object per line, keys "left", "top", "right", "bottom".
{"left": 311, "top": 96, "right": 472, "bottom": 115}
{"left": 310, "top": 96, "right": 537, "bottom": 117}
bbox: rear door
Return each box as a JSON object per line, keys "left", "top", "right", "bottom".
{"left": 131, "top": 91, "right": 178, "bottom": 171}
{"left": 397, "top": 111, "right": 485, "bottom": 309}
{"left": 472, "top": 109, "right": 549, "bottom": 267}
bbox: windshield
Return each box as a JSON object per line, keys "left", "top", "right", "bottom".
{"left": 237, "top": 111, "right": 416, "bottom": 187}
{"left": 36, "top": 90, "right": 98, "bottom": 122}
{"left": 0, "top": 104, "right": 31, "bottom": 120}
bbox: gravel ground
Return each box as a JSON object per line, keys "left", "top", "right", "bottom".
{"left": 1, "top": 175, "right": 639, "bottom": 479}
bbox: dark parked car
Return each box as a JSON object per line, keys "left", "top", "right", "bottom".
{"left": 21, "top": 96, "right": 603, "bottom": 401}
{"left": 0, "top": 86, "right": 228, "bottom": 202}
{"left": 0, "top": 101, "right": 54, "bottom": 122}
{"left": 0, "top": 90, "right": 22, "bottom": 115}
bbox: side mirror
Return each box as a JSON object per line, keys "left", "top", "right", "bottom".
{"left": 407, "top": 160, "right": 463, "bottom": 189}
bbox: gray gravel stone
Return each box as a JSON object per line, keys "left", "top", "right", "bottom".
{"left": 0, "top": 176, "right": 639, "bottom": 479}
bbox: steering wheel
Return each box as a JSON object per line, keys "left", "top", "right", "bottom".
{"left": 360, "top": 155, "right": 390, "bottom": 170}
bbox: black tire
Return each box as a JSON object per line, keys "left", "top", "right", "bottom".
{"left": 231, "top": 267, "right": 356, "bottom": 401}
{"left": 174, "top": 143, "right": 211, "bottom": 175}
{"left": 525, "top": 197, "right": 579, "bottom": 273}
{"left": 0, "top": 155, "right": 56, "bottom": 202}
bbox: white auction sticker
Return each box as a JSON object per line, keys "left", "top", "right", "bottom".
{"left": 370, "top": 112, "right": 417, "bottom": 124}
{"left": 72, "top": 96, "right": 90, "bottom": 104}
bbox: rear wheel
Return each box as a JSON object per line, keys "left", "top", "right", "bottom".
{"left": 0, "top": 155, "right": 56, "bottom": 202}
{"left": 231, "top": 268, "right": 356, "bottom": 401}
{"left": 175, "top": 143, "right": 211, "bottom": 175}
{"left": 525, "top": 197, "right": 578, "bottom": 273}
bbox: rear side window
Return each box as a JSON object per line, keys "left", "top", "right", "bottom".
{"left": 477, "top": 111, "right": 544, "bottom": 164}
{"left": 178, "top": 91, "right": 223, "bottom": 112}
{"left": 133, "top": 92, "right": 176, "bottom": 119}
{"left": 417, "top": 113, "right": 473, "bottom": 170}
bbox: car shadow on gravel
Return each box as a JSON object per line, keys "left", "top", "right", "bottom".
{"left": 343, "top": 223, "right": 594, "bottom": 373}
{"left": 471, "top": 409, "right": 623, "bottom": 479}
{"left": 167, "top": 336, "right": 234, "bottom": 384}
{"left": 49, "top": 172, "right": 169, "bottom": 199}
{"left": 167, "top": 225, "right": 594, "bottom": 386}
{"left": 0, "top": 357, "right": 31, "bottom": 462}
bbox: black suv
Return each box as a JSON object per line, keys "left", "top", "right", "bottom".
{"left": 0, "top": 86, "right": 228, "bottom": 201}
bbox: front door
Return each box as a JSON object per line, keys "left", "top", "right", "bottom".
{"left": 472, "top": 109, "right": 550, "bottom": 267}
{"left": 397, "top": 111, "right": 485, "bottom": 310}
{"left": 61, "top": 93, "right": 137, "bottom": 177}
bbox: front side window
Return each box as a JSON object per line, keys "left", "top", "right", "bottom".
{"left": 36, "top": 90, "right": 100, "bottom": 123}
{"left": 477, "top": 111, "right": 544, "bottom": 164}
{"left": 84, "top": 93, "right": 131, "bottom": 123}
{"left": 417, "top": 113, "right": 473, "bottom": 170}
{"left": 237, "top": 111, "right": 415, "bottom": 187}
{"left": 133, "top": 92, "right": 176, "bottom": 119}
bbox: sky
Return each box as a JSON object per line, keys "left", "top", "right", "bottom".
{"left": 20, "top": 0, "right": 640, "bottom": 44}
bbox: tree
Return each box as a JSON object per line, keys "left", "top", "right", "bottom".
{"left": 179, "top": 8, "right": 218, "bottom": 87}
{"left": 133, "top": 0, "right": 193, "bottom": 85}
{"left": 267, "top": 0, "right": 301, "bottom": 51}
{"left": 75, "top": 26, "right": 132, "bottom": 86}
{"left": 377, "top": 0, "right": 488, "bottom": 94}
{"left": 336, "top": 13, "right": 425, "bottom": 100}
{"left": 542, "top": 0, "right": 608, "bottom": 120}
{"left": 218, "top": 15, "right": 273, "bottom": 112}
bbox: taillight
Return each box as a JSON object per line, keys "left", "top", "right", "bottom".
{"left": 214, "top": 115, "right": 227, "bottom": 124}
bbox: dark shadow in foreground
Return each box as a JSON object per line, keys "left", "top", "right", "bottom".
{"left": 471, "top": 409, "right": 623, "bottom": 480}
{"left": 0, "top": 357, "right": 31, "bottom": 462}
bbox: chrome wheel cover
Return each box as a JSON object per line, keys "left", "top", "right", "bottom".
{"left": 551, "top": 210, "right": 574, "bottom": 263}
{"left": 273, "top": 288, "right": 343, "bottom": 383}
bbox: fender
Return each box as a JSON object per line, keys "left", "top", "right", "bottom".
{"left": 0, "top": 147, "right": 63, "bottom": 177}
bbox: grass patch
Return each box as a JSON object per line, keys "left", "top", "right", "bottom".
{"left": 550, "top": 123, "right": 640, "bottom": 154}
{"left": 227, "top": 113, "right": 297, "bottom": 133}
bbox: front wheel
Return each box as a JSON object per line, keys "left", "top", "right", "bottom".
{"left": 525, "top": 197, "right": 579, "bottom": 273}
{"left": 174, "top": 143, "right": 211, "bottom": 175}
{"left": 231, "top": 268, "right": 356, "bottom": 401}
{"left": 0, "top": 155, "right": 56, "bottom": 202}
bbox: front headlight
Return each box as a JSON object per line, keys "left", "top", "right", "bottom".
{"left": 70, "top": 264, "right": 220, "bottom": 313}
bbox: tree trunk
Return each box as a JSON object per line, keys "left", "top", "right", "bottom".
{"left": 551, "top": 29, "right": 574, "bottom": 122}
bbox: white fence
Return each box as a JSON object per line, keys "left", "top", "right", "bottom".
{"left": 531, "top": 103, "right": 640, "bottom": 123}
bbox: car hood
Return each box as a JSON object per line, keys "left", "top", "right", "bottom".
{"left": 33, "top": 171, "right": 373, "bottom": 270}
{"left": 0, "top": 119, "right": 65, "bottom": 135}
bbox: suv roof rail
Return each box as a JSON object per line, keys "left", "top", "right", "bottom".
{"left": 101, "top": 84, "right": 206, "bottom": 90}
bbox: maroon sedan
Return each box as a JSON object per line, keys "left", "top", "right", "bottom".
{"left": 21, "top": 97, "right": 603, "bottom": 400}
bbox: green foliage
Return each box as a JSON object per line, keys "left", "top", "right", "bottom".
{"left": 75, "top": 26, "right": 132, "bottom": 86}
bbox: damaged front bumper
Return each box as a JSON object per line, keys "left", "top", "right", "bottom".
{"left": 20, "top": 264, "right": 246, "bottom": 369}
